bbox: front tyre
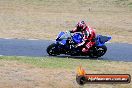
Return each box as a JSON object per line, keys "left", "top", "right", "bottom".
{"left": 47, "top": 43, "right": 59, "bottom": 56}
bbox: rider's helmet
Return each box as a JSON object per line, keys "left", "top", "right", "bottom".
{"left": 76, "top": 21, "right": 87, "bottom": 31}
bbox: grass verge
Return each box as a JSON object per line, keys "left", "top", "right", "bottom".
{"left": 0, "top": 56, "right": 131, "bottom": 74}
{"left": 0, "top": 56, "right": 131, "bottom": 88}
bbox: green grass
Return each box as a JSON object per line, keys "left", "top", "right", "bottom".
{"left": 0, "top": 56, "right": 132, "bottom": 74}
{"left": 0, "top": 56, "right": 100, "bottom": 69}
{"left": 128, "top": 2, "right": 132, "bottom": 7}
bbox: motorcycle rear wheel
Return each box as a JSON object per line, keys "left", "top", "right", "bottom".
{"left": 89, "top": 45, "right": 107, "bottom": 58}
{"left": 97, "top": 45, "right": 107, "bottom": 57}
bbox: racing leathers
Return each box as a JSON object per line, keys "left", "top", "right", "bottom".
{"left": 70, "top": 25, "right": 96, "bottom": 53}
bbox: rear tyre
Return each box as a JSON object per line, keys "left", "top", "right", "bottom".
{"left": 47, "top": 43, "right": 59, "bottom": 56}
{"left": 96, "top": 45, "right": 107, "bottom": 57}
{"left": 89, "top": 45, "right": 107, "bottom": 58}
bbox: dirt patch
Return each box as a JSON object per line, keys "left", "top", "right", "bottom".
{"left": 0, "top": 0, "right": 132, "bottom": 43}
{"left": 0, "top": 60, "right": 79, "bottom": 88}
{"left": 0, "top": 59, "right": 131, "bottom": 88}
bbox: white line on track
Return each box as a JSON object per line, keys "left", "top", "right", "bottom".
{"left": 1, "top": 38, "right": 111, "bottom": 43}
{"left": 106, "top": 41, "right": 111, "bottom": 43}
{"left": 27, "top": 39, "right": 40, "bottom": 40}
{"left": 3, "top": 38, "right": 12, "bottom": 40}
{"left": 1, "top": 38, "right": 40, "bottom": 40}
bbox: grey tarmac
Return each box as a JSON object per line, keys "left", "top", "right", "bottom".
{"left": 0, "top": 38, "right": 132, "bottom": 62}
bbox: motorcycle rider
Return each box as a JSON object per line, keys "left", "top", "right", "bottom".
{"left": 70, "top": 21, "right": 96, "bottom": 53}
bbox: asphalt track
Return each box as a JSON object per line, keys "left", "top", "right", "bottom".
{"left": 0, "top": 38, "right": 132, "bottom": 62}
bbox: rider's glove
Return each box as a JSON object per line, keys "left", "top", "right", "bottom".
{"left": 74, "top": 44, "right": 78, "bottom": 48}
{"left": 77, "top": 41, "right": 85, "bottom": 47}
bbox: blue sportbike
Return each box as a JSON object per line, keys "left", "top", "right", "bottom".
{"left": 47, "top": 31, "right": 111, "bottom": 58}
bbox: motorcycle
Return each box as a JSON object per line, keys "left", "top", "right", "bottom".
{"left": 47, "top": 31, "right": 111, "bottom": 58}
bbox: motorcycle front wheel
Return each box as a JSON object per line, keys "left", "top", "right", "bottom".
{"left": 46, "top": 43, "right": 59, "bottom": 56}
